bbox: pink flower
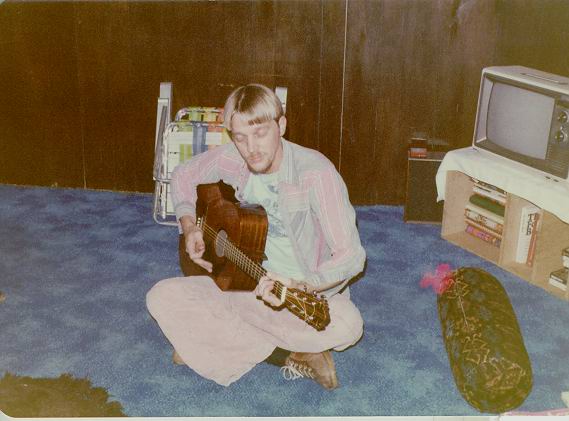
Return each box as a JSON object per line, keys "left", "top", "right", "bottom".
{"left": 420, "top": 263, "right": 454, "bottom": 295}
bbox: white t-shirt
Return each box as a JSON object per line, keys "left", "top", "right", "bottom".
{"left": 241, "top": 172, "right": 305, "bottom": 280}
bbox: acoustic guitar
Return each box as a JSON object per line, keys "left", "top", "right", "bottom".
{"left": 183, "top": 182, "right": 330, "bottom": 331}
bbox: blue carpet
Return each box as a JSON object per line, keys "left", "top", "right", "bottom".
{"left": 1, "top": 183, "right": 568, "bottom": 416}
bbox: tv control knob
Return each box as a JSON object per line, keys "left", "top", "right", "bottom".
{"left": 555, "top": 129, "right": 567, "bottom": 142}
{"left": 558, "top": 110, "right": 569, "bottom": 124}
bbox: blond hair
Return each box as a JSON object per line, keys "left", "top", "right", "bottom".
{"left": 223, "top": 84, "right": 284, "bottom": 131}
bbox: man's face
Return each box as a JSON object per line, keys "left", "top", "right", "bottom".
{"left": 230, "top": 113, "right": 286, "bottom": 174}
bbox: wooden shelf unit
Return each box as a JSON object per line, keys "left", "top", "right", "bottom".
{"left": 442, "top": 170, "right": 569, "bottom": 301}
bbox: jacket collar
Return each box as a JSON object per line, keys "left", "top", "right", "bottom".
{"left": 278, "top": 138, "right": 298, "bottom": 186}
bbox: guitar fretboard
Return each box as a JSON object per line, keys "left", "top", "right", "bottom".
{"left": 197, "top": 218, "right": 287, "bottom": 297}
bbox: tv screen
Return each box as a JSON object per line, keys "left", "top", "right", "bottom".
{"left": 486, "top": 82, "right": 554, "bottom": 160}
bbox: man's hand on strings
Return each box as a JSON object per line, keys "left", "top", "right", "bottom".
{"left": 185, "top": 227, "right": 212, "bottom": 272}
{"left": 256, "top": 271, "right": 313, "bottom": 307}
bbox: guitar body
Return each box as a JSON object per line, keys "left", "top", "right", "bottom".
{"left": 195, "top": 182, "right": 268, "bottom": 291}
{"left": 178, "top": 181, "right": 331, "bottom": 330}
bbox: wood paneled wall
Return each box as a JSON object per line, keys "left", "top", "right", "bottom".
{"left": 0, "top": 3, "right": 84, "bottom": 189}
{"left": 341, "top": 0, "right": 500, "bottom": 203}
{"left": 1, "top": 1, "right": 568, "bottom": 204}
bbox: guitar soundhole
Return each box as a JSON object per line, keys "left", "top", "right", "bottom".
{"left": 215, "top": 230, "right": 228, "bottom": 258}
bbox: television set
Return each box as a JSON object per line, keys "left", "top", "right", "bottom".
{"left": 473, "top": 66, "right": 569, "bottom": 182}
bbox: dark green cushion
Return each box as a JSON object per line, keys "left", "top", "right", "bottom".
{"left": 437, "top": 267, "right": 533, "bottom": 413}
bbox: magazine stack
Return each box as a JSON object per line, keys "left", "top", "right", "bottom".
{"left": 464, "top": 179, "right": 506, "bottom": 248}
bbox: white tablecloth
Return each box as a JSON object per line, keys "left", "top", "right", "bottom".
{"left": 436, "top": 147, "right": 569, "bottom": 224}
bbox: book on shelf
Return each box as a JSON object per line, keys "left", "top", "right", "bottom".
{"left": 464, "top": 217, "right": 503, "bottom": 237}
{"left": 472, "top": 184, "right": 507, "bottom": 205}
{"left": 464, "top": 206, "right": 504, "bottom": 234}
{"left": 469, "top": 194, "right": 505, "bottom": 217}
{"left": 525, "top": 212, "right": 541, "bottom": 267}
{"left": 465, "top": 223, "right": 501, "bottom": 247}
{"left": 549, "top": 267, "right": 568, "bottom": 291}
{"left": 563, "top": 247, "right": 569, "bottom": 269}
{"left": 465, "top": 203, "right": 505, "bottom": 225}
{"left": 473, "top": 179, "right": 506, "bottom": 195}
{"left": 515, "top": 205, "right": 541, "bottom": 264}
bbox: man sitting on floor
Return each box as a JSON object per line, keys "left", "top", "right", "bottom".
{"left": 146, "top": 83, "right": 366, "bottom": 389}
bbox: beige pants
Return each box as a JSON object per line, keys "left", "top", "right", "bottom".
{"left": 146, "top": 276, "right": 364, "bottom": 386}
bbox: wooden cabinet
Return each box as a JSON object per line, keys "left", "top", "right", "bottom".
{"left": 442, "top": 170, "right": 569, "bottom": 301}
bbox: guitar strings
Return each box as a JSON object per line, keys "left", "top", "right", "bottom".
{"left": 198, "top": 220, "right": 320, "bottom": 323}
{"left": 200, "top": 222, "right": 312, "bottom": 318}
{"left": 200, "top": 222, "right": 297, "bottom": 301}
{"left": 199, "top": 223, "right": 267, "bottom": 279}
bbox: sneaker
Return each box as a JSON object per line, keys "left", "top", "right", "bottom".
{"left": 172, "top": 350, "right": 184, "bottom": 365}
{"left": 280, "top": 351, "right": 338, "bottom": 390}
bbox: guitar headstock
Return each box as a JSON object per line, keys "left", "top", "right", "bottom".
{"left": 279, "top": 285, "right": 331, "bottom": 331}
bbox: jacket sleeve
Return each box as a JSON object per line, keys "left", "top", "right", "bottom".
{"left": 170, "top": 143, "right": 241, "bottom": 222}
{"left": 306, "top": 163, "right": 366, "bottom": 295}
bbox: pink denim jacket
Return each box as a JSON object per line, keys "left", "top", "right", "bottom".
{"left": 171, "top": 138, "right": 366, "bottom": 296}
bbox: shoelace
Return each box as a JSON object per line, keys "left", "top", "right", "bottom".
{"left": 280, "top": 361, "right": 315, "bottom": 380}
